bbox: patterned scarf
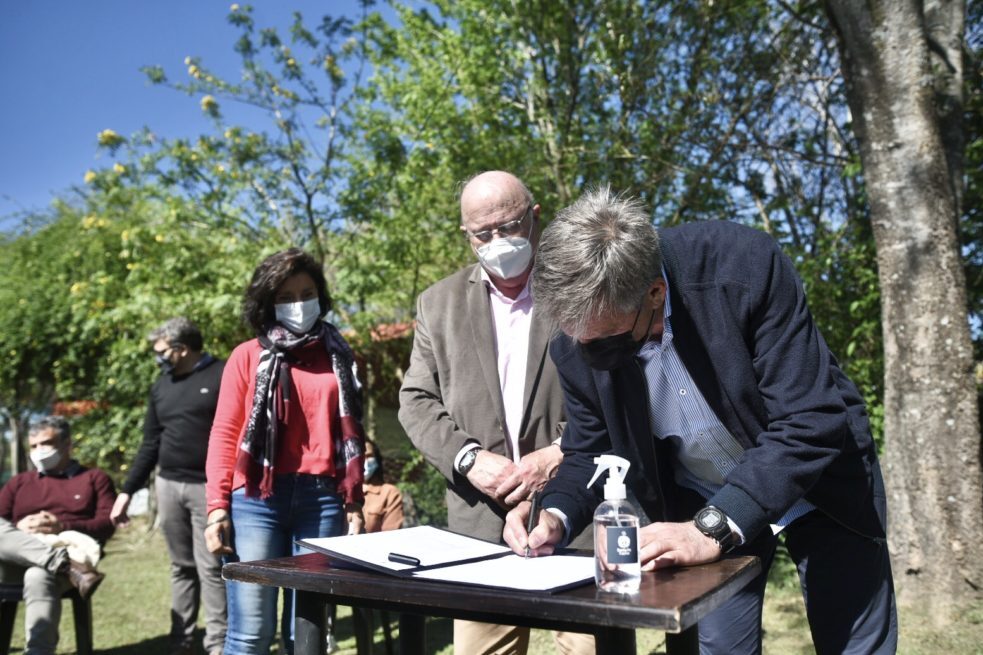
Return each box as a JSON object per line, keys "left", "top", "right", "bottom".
{"left": 236, "top": 321, "right": 365, "bottom": 504}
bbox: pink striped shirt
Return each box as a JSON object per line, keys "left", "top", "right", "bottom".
{"left": 481, "top": 269, "right": 534, "bottom": 461}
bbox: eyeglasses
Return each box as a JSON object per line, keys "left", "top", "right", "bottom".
{"left": 464, "top": 206, "right": 532, "bottom": 243}
{"left": 153, "top": 344, "right": 180, "bottom": 357}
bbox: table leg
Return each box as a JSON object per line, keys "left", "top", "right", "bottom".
{"left": 594, "top": 626, "right": 636, "bottom": 655}
{"left": 398, "top": 613, "right": 425, "bottom": 654}
{"left": 353, "top": 607, "right": 374, "bottom": 655}
{"left": 665, "top": 624, "right": 699, "bottom": 655}
{"left": 295, "top": 590, "right": 326, "bottom": 655}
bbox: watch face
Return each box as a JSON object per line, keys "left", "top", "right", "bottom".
{"left": 698, "top": 508, "right": 723, "bottom": 529}
{"left": 696, "top": 507, "right": 727, "bottom": 536}
{"left": 459, "top": 449, "right": 478, "bottom": 474}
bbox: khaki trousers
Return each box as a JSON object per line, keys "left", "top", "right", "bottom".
{"left": 454, "top": 620, "right": 595, "bottom": 655}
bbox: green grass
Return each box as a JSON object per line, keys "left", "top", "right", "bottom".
{"left": 7, "top": 519, "right": 983, "bottom": 654}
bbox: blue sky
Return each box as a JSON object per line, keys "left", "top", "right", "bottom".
{"left": 0, "top": 1, "right": 372, "bottom": 224}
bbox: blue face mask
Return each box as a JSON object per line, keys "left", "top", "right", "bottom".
{"left": 275, "top": 298, "right": 322, "bottom": 334}
{"left": 364, "top": 457, "right": 380, "bottom": 480}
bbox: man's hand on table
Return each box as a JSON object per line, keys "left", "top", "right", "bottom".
{"left": 639, "top": 521, "right": 723, "bottom": 571}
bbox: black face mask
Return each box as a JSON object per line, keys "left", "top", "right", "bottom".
{"left": 155, "top": 353, "right": 175, "bottom": 374}
{"left": 578, "top": 303, "right": 656, "bottom": 371}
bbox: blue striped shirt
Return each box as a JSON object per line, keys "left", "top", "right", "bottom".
{"left": 637, "top": 277, "right": 814, "bottom": 536}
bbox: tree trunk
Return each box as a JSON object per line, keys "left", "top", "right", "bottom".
{"left": 6, "top": 412, "right": 28, "bottom": 476}
{"left": 825, "top": 0, "right": 983, "bottom": 619}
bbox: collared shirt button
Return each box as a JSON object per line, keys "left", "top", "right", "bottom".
{"left": 679, "top": 388, "right": 687, "bottom": 395}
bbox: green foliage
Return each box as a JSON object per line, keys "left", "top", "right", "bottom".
{"left": 0, "top": 183, "right": 276, "bottom": 475}
{"left": 394, "top": 449, "right": 448, "bottom": 527}
{"left": 5, "top": 0, "right": 982, "bottom": 481}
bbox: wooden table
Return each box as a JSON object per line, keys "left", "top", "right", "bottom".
{"left": 223, "top": 553, "right": 759, "bottom": 655}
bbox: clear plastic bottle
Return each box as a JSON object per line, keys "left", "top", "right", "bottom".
{"left": 587, "top": 455, "right": 641, "bottom": 593}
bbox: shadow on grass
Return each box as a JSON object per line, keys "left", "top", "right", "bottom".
{"left": 97, "top": 634, "right": 171, "bottom": 655}
{"left": 330, "top": 609, "right": 453, "bottom": 654}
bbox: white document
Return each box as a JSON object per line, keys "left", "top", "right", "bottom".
{"left": 299, "top": 525, "right": 509, "bottom": 572}
{"left": 412, "top": 552, "right": 595, "bottom": 592}
{"left": 298, "top": 525, "right": 595, "bottom": 592}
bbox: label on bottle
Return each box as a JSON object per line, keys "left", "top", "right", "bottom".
{"left": 605, "top": 525, "right": 638, "bottom": 564}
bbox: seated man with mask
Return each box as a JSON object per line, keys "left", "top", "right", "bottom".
{"left": 0, "top": 415, "right": 116, "bottom": 655}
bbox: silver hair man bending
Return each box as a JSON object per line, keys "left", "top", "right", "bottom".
{"left": 505, "top": 187, "right": 897, "bottom": 654}
{"left": 531, "top": 189, "right": 662, "bottom": 338}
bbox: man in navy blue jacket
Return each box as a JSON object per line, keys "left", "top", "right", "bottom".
{"left": 503, "top": 188, "right": 897, "bottom": 654}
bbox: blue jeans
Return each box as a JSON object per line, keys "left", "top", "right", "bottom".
{"left": 224, "top": 474, "right": 345, "bottom": 655}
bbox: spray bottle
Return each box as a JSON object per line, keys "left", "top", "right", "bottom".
{"left": 587, "top": 454, "right": 640, "bottom": 593}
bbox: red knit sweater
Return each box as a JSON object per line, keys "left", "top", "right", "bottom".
{"left": 205, "top": 338, "right": 344, "bottom": 511}
{"left": 0, "top": 463, "right": 116, "bottom": 543}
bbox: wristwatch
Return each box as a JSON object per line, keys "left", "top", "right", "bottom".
{"left": 694, "top": 506, "right": 739, "bottom": 553}
{"left": 457, "top": 447, "right": 481, "bottom": 476}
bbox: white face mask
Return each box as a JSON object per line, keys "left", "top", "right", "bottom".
{"left": 30, "top": 447, "right": 63, "bottom": 473}
{"left": 364, "top": 457, "right": 380, "bottom": 480}
{"left": 475, "top": 236, "right": 533, "bottom": 281}
{"left": 275, "top": 298, "right": 322, "bottom": 334}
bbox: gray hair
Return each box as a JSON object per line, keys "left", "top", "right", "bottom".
{"left": 31, "top": 415, "right": 71, "bottom": 442}
{"left": 148, "top": 317, "right": 203, "bottom": 351}
{"left": 532, "top": 186, "right": 662, "bottom": 338}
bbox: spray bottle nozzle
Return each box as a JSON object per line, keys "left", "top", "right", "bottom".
{"left": 586, "top": 454, "right": 631, "bottom": 501}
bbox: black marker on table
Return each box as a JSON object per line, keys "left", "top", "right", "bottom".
{"left": 388, "top": 552, "right": 421, "bottom": 567}
{"left": 524, "top": 491, "right": 540, "bottom": 559}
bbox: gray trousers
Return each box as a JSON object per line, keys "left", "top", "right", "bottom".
{"left": 0, "top": 517, "right": 70, "bottom": 655}
{"left": 157, "top": 476, "right": 227, "bottom": 652}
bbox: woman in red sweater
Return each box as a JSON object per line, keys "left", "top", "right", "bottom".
{"left": 204, "top": 248, "right": 365, "bottom": 654}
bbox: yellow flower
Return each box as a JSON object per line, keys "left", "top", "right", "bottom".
{"left": 230, "top": 3, "right": 240, "bottom": 11}
{"left": 113, "top": 163, "right": 126, "bottom": 175}
{"left": 82, "top": 215, "right": 97, "bottom": 229}
{"left": 120, "top": 229, "right": 130, "bottom": 242}
{"left": 83, "top": 170, "right": 97, "bottom": 184}
{"left": 201, "top": 95, "right": 219, "bottom": 115}
{"left": 287, "top": 58, "right": 296, "bottom": 67}
{"left": 70, "top": 282, "right": 83, "bottom": 295}
{"left": 108, "top": 378, "right": 117, "bottom": 386}
{"left": 97, "top": 129, "right": 124, "bottom": 148}
{"left": 184, "top": 56, "right": 192, "bottom": 66}
{"left": 155, "top": 234, "right": 165, "bottom": 243}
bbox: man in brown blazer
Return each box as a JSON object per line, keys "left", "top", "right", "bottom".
{"left": 399, "top": 171, "right": 593, "bottom": 655}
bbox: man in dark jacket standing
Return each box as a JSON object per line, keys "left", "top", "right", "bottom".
{"left": 111, "top": 317, "right": 226, "bottom": 655}
{"left": 504, "top": 188, "right": 897, "bottom": 654}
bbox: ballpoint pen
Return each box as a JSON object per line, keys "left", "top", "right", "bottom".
{"left": 388, "top": 552, "right": 421, "bottom": 566}
{"left": 524, "top": 490, "right": 540, "bottom": 559}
